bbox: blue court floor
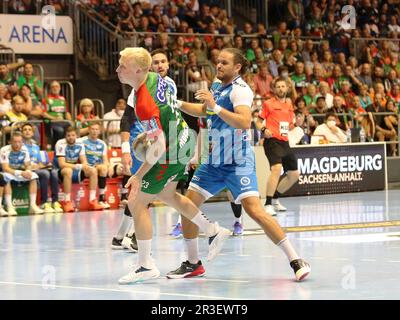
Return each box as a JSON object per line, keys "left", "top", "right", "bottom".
{"left": 1, "top": 190, "right": 400, "bottom": 300}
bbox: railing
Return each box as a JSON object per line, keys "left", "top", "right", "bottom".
{"left": 0, "top": 45, "right": 15, "bottom": 64}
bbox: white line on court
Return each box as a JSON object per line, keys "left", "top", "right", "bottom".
{"left": 0, "top": 281, "right": 248, "bottom": 300}
{"left": 388, "top": 260, "right": 400, "bottom": 263}
{"left": 360, "top": 259, "right": 376, "bottom": 262}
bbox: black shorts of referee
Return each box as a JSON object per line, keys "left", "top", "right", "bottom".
{"left": 263, "top": 138, "right": 298, "bottom": 171}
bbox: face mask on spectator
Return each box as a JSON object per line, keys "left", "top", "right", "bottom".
{"left": 281, "top": 72, "right": 289, "bottom": 79}
{"left": 327, "top": 120, "right": 336, "bottom": 128}
{"left": 116, "top": 109, "right": 124, "bottom": 116}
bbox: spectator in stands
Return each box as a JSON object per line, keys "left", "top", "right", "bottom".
{"left": 384, "top": 69, "right": 400, "bottom": 92}
{"left": 291, "top": 61, "right": 307, "bottom": 93}
{"left": 79, "top": 122, "right": 110, "bottom": 209}
{"left": 76, "top": 98, "right": 100, "bottom": 137}
{"left": 233, "top": 35, "right": 245, "bottom": 54}
{"left": 21, "top": 123, "right": 62, "bottom": 213}
{"left": 2, "top": 95, "right": 27, "bottom": 137}
{"left": 8, "top": 0, "right": 35, "bottom": 14}
{"left": 246, "top": 38, "right": 261, "bottom": 64}
{"left": 371, "top": 83, "right": 387, "bottom": 107}
{"left": 42, "top": 80, "right": 73, "bottom": 149}
{"left": 162, "top": 5, "right": 180, "bottom": 32}
{"left": 388, "top": 84, "right": 400, "bottom": 105}
{"left": 186, "top": 51, "right": 210, "bottom": 92}
{"left": 207, "top": 48, "right": 219, "bottom": 81}
{"left": 16, "top": 63, "right": 43, "bottom": 101}
{"left": 148, "top": 4, "right": 163, "bottom": 31}
{"left": 339, "top": 80, "right": 356, "bottom": 109}
{"left": 313, "top": 112, "right": 347, "bottom": 143}
{"left": 170, "top": 36, "right": 189, "bottom": 68}
{"left": 42, "top": 0, "right": 66, "bottom": 15}
{"left": 358, "top": 84, "right": 373, "bottom": 110}
{"left": 55, "top": 126, "right": 104, "bottom": 212}
{"left": 301, "top": 39, "right": 314, "bottom": 63}
{"left": 191, "top": 37, "right": 209, "bottom": 65}
{"left": 0, "top": 61, "right": 19, "bottom": 99}
{"left": 372, "top": 66, "right": 385, "bottom": 84}
{"left": 253, "top": 63, "right": 273, "bottom": 99}
{"left": 317, "top": 81, "right": 333, "bottom": 109}
{"left": 303, "top": 84, "right": 318, "bottom": 108}
{"left": 384, "top": 99, "right": 399, "bottom": 155}
{"left": 0, "top": 83, "right": 11, "bottom": 117}
{"left": 366, "top": 92, "right": 397, "bottom": 144}
{"left": 19, "top": 84, "right": 42, "bottom": 142}
{"left": 0, "top": 131, "right": 43, "bottom": 216}
{"left": 286, "top": 0, "right": 304, "bottom": 29}
{"left": 331, "top": 95, "right": 350, "bottom": 131}
{"left": 358, "top": 63, "right": 374, "bottom": 88}
{"left": 103, "top": 98, "right": 126, "bottom": 148}
{"left": 268, "top": 49, "right": 283, "bottom": 78}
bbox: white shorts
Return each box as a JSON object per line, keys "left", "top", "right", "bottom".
{"left": 2, "top": 172, "right": 39, "bottom": 183}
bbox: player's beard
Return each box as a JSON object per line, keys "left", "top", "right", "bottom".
{"left": 276, "top": 91, "right": 287, "bottom": 99}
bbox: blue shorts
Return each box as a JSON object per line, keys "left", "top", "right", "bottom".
{"left": 188, "top": 164, "right": 259, "bottom": 204}
{"left": 130, "top": 122, "right": 144, "bottom": 175}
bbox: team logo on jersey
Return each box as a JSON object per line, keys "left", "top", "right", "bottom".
{"left": 156, "top": 75, "right": 167, "bottom": 103}
{"left": 240, "top": 177, "right": 250, "bottom": 186}
{"left": 97, "top": 144, "right": 103, "bottom": 150}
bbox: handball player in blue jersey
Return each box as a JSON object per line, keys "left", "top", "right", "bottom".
{"left": 168, "top": 48, "right": 311, "bottom": 281}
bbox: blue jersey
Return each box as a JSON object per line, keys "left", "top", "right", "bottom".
{"left": 78, "top": 136, "right": 107, "bottom": 166}
{"left": 207, "top": 76, "right": 254, "bottom": 167}
{"left": 23, "top": 141, "right": 41, "bottom": 164}
{"left": 54, "top": 138, "right": 85, "bottom": 168}
{"left": 0, "top": 145, "right": 31, "bottom": 170}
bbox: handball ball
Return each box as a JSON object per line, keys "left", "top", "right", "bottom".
{"left": 132, "top": 136, "right": 151, "bottom": 162}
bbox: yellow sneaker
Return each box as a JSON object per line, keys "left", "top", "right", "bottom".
{"left": 43, "top": 202, "right": 55, "bottom": 213}
{"left": 53, "top": 201, "right": 64, "bottom": 213}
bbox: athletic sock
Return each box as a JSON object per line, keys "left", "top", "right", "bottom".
{"left": 29, "top": 193, "right": 36, "bottom": 206}
{"left": 127, "top": 222, "right": 135, "bottom": 237}
{"left": 190, "top": 211, "right": 218, "bottom": 237}
{"left": 89, "top": 190, "right": 96, "bottom": 201}
{"left": 115, "top": 214, "right": 132, "bottom": 240}
{"left": 65, "top": 193, "right": 71, "bottom": 202}
{"left": 230, "top": 202, "right": 242, "bottom": 218}
{"left": 137, "top": 239, "right": 153, "bottom": 269}
{"left": 184, "top": 238, "right": 199, "bottom": 264}
{"left": 265, "top": 196, "right": 272, "bottom": 206}
{"left": 277, "top": 238, "right": 300, "bottom": 262}
{"left": 5, "top": 194, "right": 12, "bottom": 208}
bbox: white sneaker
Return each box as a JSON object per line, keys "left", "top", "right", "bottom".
{"left": 273, "top": 200, "right": 287, "bottom": 212}
{"left": 207, "top": 223, "right": 231, "bottom": 261}
{"left": 121, "top": 234, "right": 138, "bottom": 252}
{"left": 265, "top": 204, "right": 277, "bottom": 216}
{"left": 7, "top": 206, "right": 17, "bottom": 216}
{"left": 118, "top": 265, "right": 160, "bottom": 285}
{"left": 29, "top": 204, "right": 44, "bottom": 215}
{"left": 99, "top": 201, "right": 111, "bottom": 209}
{"left": 0, "top": 206, "right": 8, "bottom": 217}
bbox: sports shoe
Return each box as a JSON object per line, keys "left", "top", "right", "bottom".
{"left": 7, "top": 205, "right": 17, "bottom": 216}
{"left": 273, "top": 199, "right": 287, "bottom": 212}
{"left": 290, "top": 259, "right": 311, "bottom": 281}
{"left": 207, "top": 223, "right": 231, "bottom": 261}
{"left": 0, "top": 206, "right": 8, "bottom": 217}
{"left": 53, "top": 201, "right": 63, "bottom": 213}
{"left": 122, "top": 233, "right": 138, "bottom": 252}
{"left": 118, "top": 265, "right": 160, "bottom": 284}
{"left": 170, "top": 222, "right": 182, "bottom": 238}
{"left": 264, "top": 204, "right": 277, "bottom": 216}
{"left": 99, "top": 201, "right": 111, "bottom": 209}
{"left": 42, "top": 202, "right": 55, "bottom": 213}
{"left": 111, "top": 237, "right": 124, "bottom": 249}
{"left": 166, "top": 260, "right": 206, "bottom": 279}
{"left": 62, "top": 201, "right": 74, "bottom": 213}
{"left": 88, "top": 199, "right": 104, "bottom": 211}
{"left": 232, "top": 221, "right": 243, "bottom": 236}
{"left": 29, "top": 203, "right": 44, "bottom": 215}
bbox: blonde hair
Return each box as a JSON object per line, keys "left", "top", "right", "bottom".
{"left": 80, "top": 98, "right": 94, "bottom": 109}
{"left": 119, "top": 47, "right": 152, "bottom": 70}
{"left": 12, "top": 95, "right": 24, "bottom": 105}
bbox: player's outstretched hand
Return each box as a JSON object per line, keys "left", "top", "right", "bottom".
{"left": 125, "top": 175, "right": 141, "bottom": 203}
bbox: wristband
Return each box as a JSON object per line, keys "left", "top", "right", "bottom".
{"left": 213, "top": 104, "right": 222, "bottom": 115}
{"left": 75, "top": 164, "right": 83, "bottom": 170}
{"left": 14, "top": 170, "right": 22, "bottom": 177}
{"left": 176, "top": 100, "right": 183, "bottom": 109}
{"left": 121, "top": 141, "right": 130, "bottom": 154}
{"left": 261, "top": 126, "right": 266, "bottom": 133}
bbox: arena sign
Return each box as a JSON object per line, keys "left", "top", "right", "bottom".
{"left": 285, "top": 142, "right": 387, "bottom": 196}
{"left": 0, "top": 14, "right": 73, "bottom": 54}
